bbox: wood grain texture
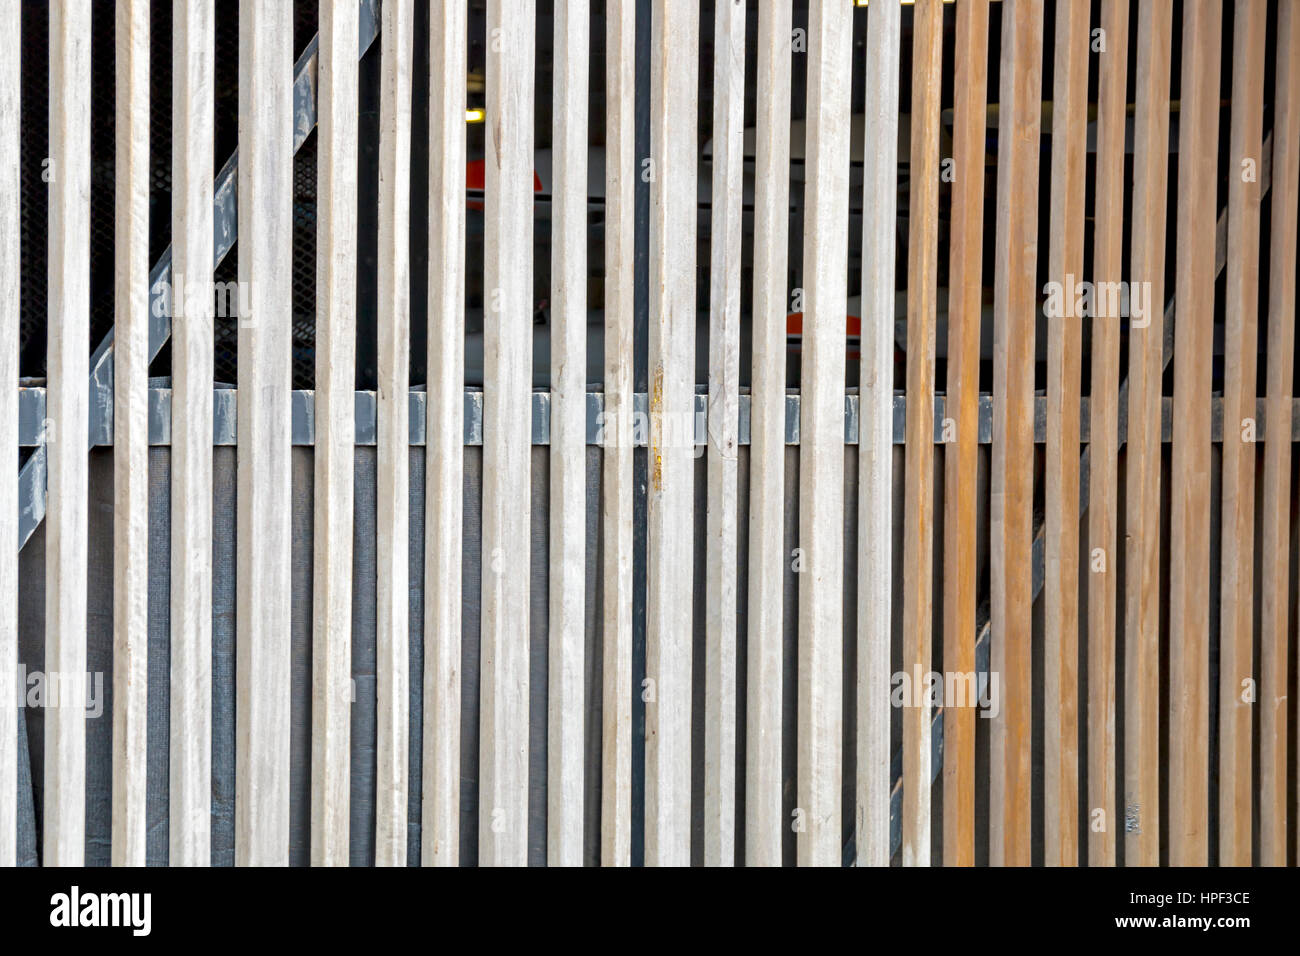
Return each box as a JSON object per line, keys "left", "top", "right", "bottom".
{"left": 0, "top": 0, "right": 18, "bottom": 868}
{"left": 44, "top": 0, "right": 91, "bottom": 867}
{"left": 1168, "top": 0, "right": 1220, "bottom": 867}
{"left": 375, "top": 0, "right": 413, "bottom": 867}
{"left": 989, "top": 0, "right": 1041, "bottom": 868}
{"left": 1259, "top": 0, "right": 1299, "bottom": 868}
{"left": 747, "top": 0, "right": 792, "bottom": 869}
{"left": 313, "top": 0, "right": 358, "bottom": 867}
{"left": 479, "top": 0, "right": 535, "bottom": 868}
{"left": 169, "top": 0, "right": 214, "bottom": 867}
{"left": 796, "top": 0, "right": 851, "bottom": 867}
{"left": 600, "top": 0, "right": 634, "bottom": 868}
{"left": 940, "top": 0, "right": 986, "bottom": 870}
{"left": 858, "top": 0, "right": 900, "bottom": 869}
{"left": 1043, "top": 0, "right": 1087, "bottom": 869}
{"left": 902, "top": 0, "right": 941, "bottom": 869}
{"left": 424, "top": 0, "right": 467, "bottom": 869}
{"left": 1123, "top": 0, "right": 1171, "bottom": 869}
{"left": 548, "top": 0, "right": 589, "bottom": 867}
{"left": 704, "top": 0, "right": 743, "bottom": 868}
{"left": 645, "top": 0, "right": 697, "bottom": 868}
{"left": 1218, "top": 0, "right": 1265, "bottom": 868}
{"left": 1087, "top": 0, "right": 1127, "bottom": 868}
{"left": 235, "top": 0, "right": 293, "bottom": 866}
{"left": 114, "top": 0, "right": 151, "bottom": 868}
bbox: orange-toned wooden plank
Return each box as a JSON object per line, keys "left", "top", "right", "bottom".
{"left": 1043, "top": 0, "right": 1088, "bottom": 868}
{"left": 990, "top": 0, "right": 1042, "bottom": 868}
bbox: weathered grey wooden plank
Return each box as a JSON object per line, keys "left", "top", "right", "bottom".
{"left": 0, "top": 0, "right": 18, "bottom": 869}
{"left": 858, "top": 0, "right": 900, "bottom": 870}
{"left": 168, "top": 0, "right": 214, "bottom": 867}
{"left": 797, "top": 0, "right": 851, "bottom": 867}
{"left": 235, "top": 0, "right": 294, "bottom": 866}
{"left": 479, "top": 0, "right": 535, "bottom": 867}
{"left": 375, "top": 0, "right": 413, "bottom": 868}
{"left": 548, "top": 0, "right": 589, "bottom": 868}
{"left": 747, "top": 0, "right": 792, "bottom": 870}
{"left": 703, "top": 0, "right": 743, "bottom": 868}
{"left": 600, "top": 0, "right": 635, "bottom": 868}
{"left": 312, "top": 0, "right": 359, "bottom": 867}
{"left": 113, "top": 0, "right": 151, "bottom": 868}
{"left": 423, "top": 0, "right": 467, "bottom": 869}
{"left": 44, "top": 0, "right": 92, "bottom": 867}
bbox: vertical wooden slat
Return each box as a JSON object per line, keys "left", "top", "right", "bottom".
{"left": 170, "top": 0, "right": 214, "bottom": 867}
{"left": 313, "top": 0, "right": 358, "bottom": 867}
{"left": 940, "top": 0, "right": 986, "bottom": 869}
{"left": 375, "top": 0, "right": 413, "bottom": 868}
{"left": 747, "top": 0, "right": 791, "bottom": 869}
{"left": 1260, "top": 0, "right": 1300, "bottom": 868}
{"left": 235, "top": 0, "right": 293, "bottom": 866}
{"left": 1087, "top": 0, "right": 1127, "bottom": 869}
{"left": 645, "top": 0, "right": 696, "bottom": 868}
{"left": 0, "top": 0, "right": 18, "bottom": 869}
{"left": 424, "top": 0, "right": 467, "bottom": 869}
{"left": 902, "top": 0, "right": 941, "bottom": 869}
{"left": 548, "top": 0, "right": 589, "bottom": 868}
{"left": 1168, "top": 0, "right": 1220, "bottom": 868}
{"left": 1123, "top": 0, "right": 1171, "bottom": 868}
{"left": 1043, "top": 0, "right": 1087, "bottom": 869}
{"left": 858, "top": 0, "right": 900, "bottom": 869}
{"left": 44, "top": 0, "right": 91, "bottom": 867}
{"left": 1218, "top": 0, "right": 1266, "bottom": 868}
{"left": 703, "top": 0, "right": 743, "bottom": 868}
{"left": 113, "top": 0, "right": 150, "bottom": 868}
{"left": 989, "top": 0, "right": 1042, "bottom": 868}
{"left": 600, "top": 0, "right": 634, "bottom": 868}
{"left": 796, "top": 0, "right": 851, "bottom": 868}
{"left": 480, "top": 0, "right": 535, "bottom": 868}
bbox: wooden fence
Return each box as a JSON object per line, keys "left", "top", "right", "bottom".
{"left": 2, "top": 0, "right": 1299, "bottom": 866}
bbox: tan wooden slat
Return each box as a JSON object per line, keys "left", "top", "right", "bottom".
{"left": 1123, "top": 0, "right": 1172, "bottom": 869}
{"left": 44, "top": 0, "right": 92, "bottom": 867}
{"left": 1168, "top": 0, "right": 1221, "bottom": 868}
{"left": 796, "top": 0, "right": 851, "bottom": 868}
{"left": 645, "top": 0, "right": 697, "bottom": 868}
{"left": 424, "top": 0, "right": 467, "bottom": 870}
{"left": 600, "top": 0, "right": 634, "bottom": 868}
{"left": 312, "top": 0, "right": 359, "bottom": 867}
{"left": 0, "top": 0, "right": 18, "bottom": 868}
{"left": 902, "top": 0, "right": 942, "bottom": 869}
{"left": 1043, "top": 0, "right": 1088, "bottom": 869}
{"left": 703, "top": 0, "right": 744, "bottom": 868}
{"left": 113, "top": 0, "right": 151, "bottom": 868}
{"left": 375, "top": 0, "right": 413, "bottom": 868}
{"left": 548, "top": 0, "right": 589, "bottom": 867}
{"left": 858, "top": 0, "right": 900, "bottom": 869}
{"left": 479, "top": 0, "right": 535, "bottom": 868}
{"left": 1087, "top": 0, "right": 1127, "bottom": 869}
{"left": 1259, "top": 0, "right": 1300, "bottom": 868}
{"left": 235, "top": 0, "right": 294, "bottom": 866}
{"left": 1218, "top": 0, "right": 1266, "bottom": 868}
{"left": 989, "top": 0, "right": 1042, "bottom": 868}
{"left": 940, "top": 0, "right": 987, "bottom": 870}
{"left": 747, "top": 0, "right": 792, "bottom": 869}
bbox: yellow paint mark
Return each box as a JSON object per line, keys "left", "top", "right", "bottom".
{"left": 650, "top": 365, "right": 664, "bottom": 492}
